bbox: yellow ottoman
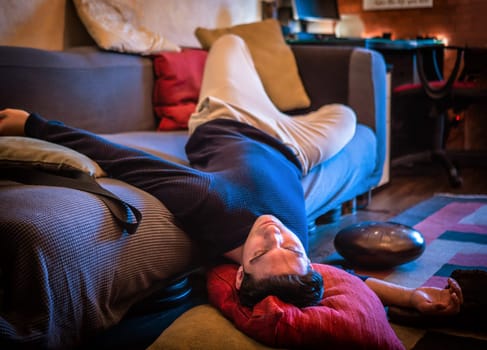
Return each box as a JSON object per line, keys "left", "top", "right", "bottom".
{"left": 147, "top": 304, "right": 286, "bottom": 350}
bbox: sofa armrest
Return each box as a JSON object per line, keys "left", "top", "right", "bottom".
{"left": 348, "top": 48, "right": 387, "bottom": 177}
{"left": 348, "top": 48, "right": 387, "bottom": 132}
{"left": 291, "top": 45, "right": 387, "bottom": 178}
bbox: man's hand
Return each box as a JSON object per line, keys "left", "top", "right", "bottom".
{"left": 0, "top": 108, "right": 30, "bottom": 136}
{"left": 410, "top": 278, "right": 463, "bottom": 315}
{"left": 365, "top": 276, "right": 463, "bottom": 316}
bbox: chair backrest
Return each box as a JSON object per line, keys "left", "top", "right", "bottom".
{"left": 459, "top": 47, "right": 487, "bottom": 84}
{"left": 416, "top": 46, "right": 465, "bottom": 100}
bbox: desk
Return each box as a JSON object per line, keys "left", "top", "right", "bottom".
{"left": 365, "top": 38, "right": 444, "bottom": 89}
{"left": 287, "top": 37, "right": 444, "bottom": 89}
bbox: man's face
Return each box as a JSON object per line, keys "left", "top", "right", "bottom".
{"left": 236, "top": 215, "right": 309, "bottom": 288}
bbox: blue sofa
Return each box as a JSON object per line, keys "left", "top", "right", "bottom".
{"left": 0, "top": 44, "right": 386, "bottom": 349}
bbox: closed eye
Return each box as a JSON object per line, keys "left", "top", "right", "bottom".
{"left": 250, "top": 250, "right": 268, "bottom": 264}
{"left": 250, "top": 247, "right": 303, "bottom": 265}
{"left": 285, "top": 247, "right": 304, "bottom": 257}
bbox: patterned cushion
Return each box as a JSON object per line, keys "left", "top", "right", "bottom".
{"left": 0, "top": 178, "right": 195, "bottom": 348}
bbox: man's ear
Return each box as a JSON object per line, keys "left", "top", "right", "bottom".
{"left": 235, "top": 265, "right": 244, "bottom": 290}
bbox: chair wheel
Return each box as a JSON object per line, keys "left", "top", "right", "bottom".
{"left": 446, "top": 161, "right": 462, "bottom": 188}
{"left": 449, "top": 175, "right": 463, "bottom": 188}
{"left": 450, "top": 176, "right": 463, "bottom": 188}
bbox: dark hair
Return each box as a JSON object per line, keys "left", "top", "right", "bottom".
{"left": 238, "top": 267, "right": 324, "bottom": 308}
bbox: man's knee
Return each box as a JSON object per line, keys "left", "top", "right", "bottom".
{"left": 212, "top": 34, "right": 246, "bottom": 50}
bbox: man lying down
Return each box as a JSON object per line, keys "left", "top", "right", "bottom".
{"left": 0, "top": 34, "right": 463, "bottom": 346}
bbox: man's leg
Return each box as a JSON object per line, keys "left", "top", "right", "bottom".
{"left": 189, "top": 34, "right": 286, "bottom": 134}
{"left": 191, "top": 35, "right": 357, "bottom": 174}
{"left": 197, "top": 34, "right": 279, "bottom": 115}
{"left": 285, "top": 104, "right": 356, "bottom": 173}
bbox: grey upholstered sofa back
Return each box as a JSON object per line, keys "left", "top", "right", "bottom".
{"left": 291, "top": 45, "right": 355, "bottom": 110}
{"left": 291, "top": 45, "right": 386, "bottom": 134}
{"left": 0, "top": 45, "right": 156, "bottom": 134}
{"left": 1, "top": 44, "right": 386, "bottom": 150}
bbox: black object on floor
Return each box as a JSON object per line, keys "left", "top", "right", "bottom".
{"left": 78, "top": 272, "right": 208, "bottom": 350}
{"left": 334, "top": 221, "right": 425, "bottom": 269}
{"left": 388, "top": 269, "right": 487, "bottom": 332}
{"left": 412, "top": 331, "right": 487, "bottom": 350}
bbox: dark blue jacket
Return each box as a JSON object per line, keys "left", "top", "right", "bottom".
{"left": 26, "top": 115, "right": 308, "bottom": 259}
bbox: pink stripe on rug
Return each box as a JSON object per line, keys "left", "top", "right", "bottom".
{"left": 424, "top": 275, "right": 448, "bottom": 288}
{"left": 414, "top": 202, "right": 487, "bottom": 243}
{"left": 449, "top": 253, "right": 487, "bottom": 266}
{"left": 423, "top": 253, "right": 487, "bottom": 287}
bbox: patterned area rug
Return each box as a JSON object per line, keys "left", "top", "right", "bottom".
{"left": 369, "top": 193, "right": 487, "bottom": 288}
{"left": 323, "top": 194, "right": 487, "bottom": 349}
{"left": 360, "top": 194, "right": 487, "bottom": 350}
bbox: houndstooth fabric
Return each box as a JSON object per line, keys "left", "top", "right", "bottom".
{"left": 0, "top": 178, "right": 196, "bottom": 349}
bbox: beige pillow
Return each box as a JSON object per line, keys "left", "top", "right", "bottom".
{"left": 195, "top": 19, "right": 310, "bottom": 111}
{"left": 147, "top": 304, "right": 287, "bottom": 350}
{"left": 73, "top": 0, "right": 181, "bottom": 55}
{"left": 0, "top": 137, "right": 106, "bottom": 178}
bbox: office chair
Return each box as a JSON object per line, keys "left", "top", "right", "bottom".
{"left": 391, "top": 46, "right": 487, "bottom": 187}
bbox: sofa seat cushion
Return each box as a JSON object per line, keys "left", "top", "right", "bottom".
{"left": 206, "top": 263, "right": 404, "bottom": 349}
{"left": 302, "top": 124, "right": 379, "bottom": 221}
{"left": 102, "top": 131, "right": 190, "bottom": 165}
{"left": 0, "top": 177, "right": 196, "bottom": 349}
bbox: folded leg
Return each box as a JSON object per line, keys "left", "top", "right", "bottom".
{"left": 190, "top": 34, "right": 356, "bottom": 174}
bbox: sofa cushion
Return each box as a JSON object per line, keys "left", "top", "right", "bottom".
{"left": 0, "top": 177, "right": 195, "bottom": 348}
{"left": 102, "top": 131, "right": 190, "bottom": 165}
{"left": 195, "top": 19, "right": 310, "bottom": 111}
{"left": 0, "top": 136, "right": 106, "bottom": 177}
{"left": 73, "top": 0, "right": 180, "bottom": 55}
{"left": 206, "top": 263, "right": 405, "bottom": 349}
{"left": 153, "top": 49, "right": 208, "bottom": 131}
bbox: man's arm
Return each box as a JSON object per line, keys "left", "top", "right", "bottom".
{"left": 0, "top": 108, "right": 29, "bottom": 136}
{"left": 365, "top": 277, "right": 463, "bottom": 315}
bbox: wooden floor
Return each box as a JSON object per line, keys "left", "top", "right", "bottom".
{"left": 309, "top": 161, "right": 487, "bottom": 263}
{"left": 367, "top": 161, "right": 487, "bottom": 217}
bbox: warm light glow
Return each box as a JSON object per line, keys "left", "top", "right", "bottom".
{"left": 363, "top": 31, "right": 383, "bottom": 39}
{"left": 435, "top": 35, "right": 448, "bottom": 46}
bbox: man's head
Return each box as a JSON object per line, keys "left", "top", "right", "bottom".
{"left": 235, "top": 215, "right": 324, "bottom": 307}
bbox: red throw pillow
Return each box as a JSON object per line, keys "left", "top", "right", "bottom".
{"left": 207, "top": 263, "right": 405, "bottom": 350}
{"left": 152, "top": 49, "right": 208, "bottom": 131}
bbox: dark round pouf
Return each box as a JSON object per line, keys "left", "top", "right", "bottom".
{"left": 334, "top": 221, "right": 426, "bottom": 269}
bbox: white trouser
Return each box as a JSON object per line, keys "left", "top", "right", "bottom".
{"left": 189, "top": 34, "right": 356, "bottom": 175}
